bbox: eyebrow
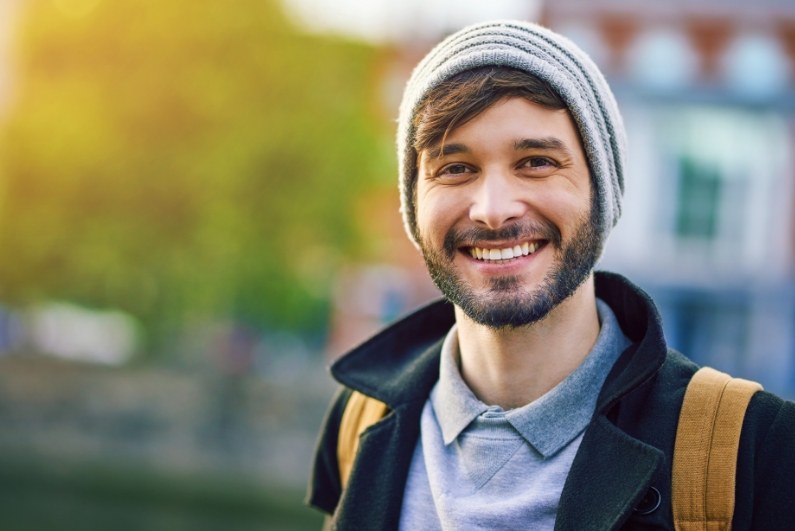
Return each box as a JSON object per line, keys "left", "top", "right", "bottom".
{"left": 424, "top": 137, "right": 574, "bottom": 161}
{"left": 514, "top": 137, "right": 571, "bottom": 153}
{"left": 424, "top": 142, "right": 470, "bottom": 160}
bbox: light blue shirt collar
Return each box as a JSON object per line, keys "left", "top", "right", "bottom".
{"left": 432, "top": 299, "right": 632, "bottom": 458}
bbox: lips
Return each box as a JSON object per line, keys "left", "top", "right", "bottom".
{"left": 467, "top": 240, "right": 543, "bottom": 261}
{"left": 444, "top": 219, "right": 561, "bottom": 262}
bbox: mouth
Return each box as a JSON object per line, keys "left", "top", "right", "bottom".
{"left": 464, "top": 240, "right": 545, "bottom": 262}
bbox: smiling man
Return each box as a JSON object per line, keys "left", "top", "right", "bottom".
{"left": 307, "top": 21, "right": 795, "bottom": 530}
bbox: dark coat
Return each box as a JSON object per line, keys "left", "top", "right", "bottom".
{"left": 307, "top": 272, "right": 795, "bottom": 530}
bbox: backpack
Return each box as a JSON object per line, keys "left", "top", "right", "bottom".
{"left": 336, "top": 366, "right": 762, "bottom": 530}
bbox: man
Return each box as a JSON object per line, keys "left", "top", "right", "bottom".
{"left": 307, "top": 20, "right": 795, "bottom": 530}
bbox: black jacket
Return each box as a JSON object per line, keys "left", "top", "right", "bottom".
{"left": 307, "top": 272, "right": 795, "bottom": 530}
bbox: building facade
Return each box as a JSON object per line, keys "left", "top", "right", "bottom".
{"left": 542, "top": 0, "right": 795, "bottom": 397}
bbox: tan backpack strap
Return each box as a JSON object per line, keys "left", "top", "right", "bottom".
{"left": 672, "top": 367, "right": 762, "bottom": 531}
{"left": 337, "top": 390, "right": 390, "bottom": 490}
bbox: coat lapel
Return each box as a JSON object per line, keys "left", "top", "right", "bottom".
{"left": 333, "top": 336, "right": 445, "bottom": 530}
{"left": 555, "top": 416, "right": 663, "bottom": 530}
{"left": 335, "top": 400, "right": 425, "bottom": 530}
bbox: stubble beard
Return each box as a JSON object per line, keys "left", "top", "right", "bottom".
{"left": 419, "top": 207, "right": 602, "bottom": 330}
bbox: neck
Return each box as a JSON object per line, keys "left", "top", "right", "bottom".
{"left": 454, "top": 275, "right": 600, "bottom": 409}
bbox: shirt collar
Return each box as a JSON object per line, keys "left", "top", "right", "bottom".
{"left": 433, "top": 324, "right": 488, "bottom": 445}
{"left": 431, "top": 299, "right": 632, "bottom": 457}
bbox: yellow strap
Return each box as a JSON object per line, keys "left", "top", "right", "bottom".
{"left": 337, "top": 390, "right": 390, "bottom": 490}
{"left": 672, "top": 367, "right": 762, "bottom": 531}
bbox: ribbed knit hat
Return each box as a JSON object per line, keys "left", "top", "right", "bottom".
{"left": 398, "top": 20, "right": 626, "bottom": 247}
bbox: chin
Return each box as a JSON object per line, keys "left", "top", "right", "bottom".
{"left": 455, "top": 281, "right": 575, "bottom": 329}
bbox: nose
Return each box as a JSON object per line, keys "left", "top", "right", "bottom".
{"left": 468, "top": 172, "right": 528, "bottom": 230}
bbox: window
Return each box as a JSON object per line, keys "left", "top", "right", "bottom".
{"left": 627, "top": 28, "right": 697, "bottom": 91}
{"left": 723, "top": 34, "right": 790, "bottom": 100}
{"left": 675, "top": 156, "right": 721, "bottom": 240}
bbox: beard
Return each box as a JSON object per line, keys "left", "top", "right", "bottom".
{"left": 418, "top": 206, "right": 602, "bottom": 330}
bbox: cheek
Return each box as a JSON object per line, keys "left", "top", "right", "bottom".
{"left": 556, "top": 195, "right": 594, "bottom": 238}
{"left": 533, "top": 180, "right": 591, "bottom": 220}
{"left": 416, "top": 186, "right": 468, "bottom": 238}
{"left": 415, "top": 182, "right": 449, "bottom": 238}
{"left": 415, "top": 195, "right": 443, "bottom": 242}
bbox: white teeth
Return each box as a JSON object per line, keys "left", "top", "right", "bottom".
{"left": 470, "top": 241, "right": 542, "bottom": 261}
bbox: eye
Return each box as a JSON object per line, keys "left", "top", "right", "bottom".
{"left": 521, "top": 157, "right": 556, "bottom": 169}
{"left": 430, "top": 162, "right": 477, "bottom": 185}
{"left": 440, "top": 163, "right": 472, "bottom": 175}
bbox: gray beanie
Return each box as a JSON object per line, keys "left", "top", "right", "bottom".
{"left": 398, "top": 20, "right": 626, "bottom": 247}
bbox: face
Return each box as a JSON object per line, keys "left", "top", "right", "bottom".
{"left": 415, "top": 96, "right": 601, "bottom": 329}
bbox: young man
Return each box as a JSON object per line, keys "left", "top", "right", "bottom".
{"left": 307, "top": 21, "right": 795, "bottom": 530}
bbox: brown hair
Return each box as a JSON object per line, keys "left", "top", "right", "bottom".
{"left": 412, "top": 66, "right": 566, "bottom": 155}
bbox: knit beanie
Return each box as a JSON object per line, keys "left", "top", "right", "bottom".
{"left": 397, "top": 20, "right": 626, "bottom": 247}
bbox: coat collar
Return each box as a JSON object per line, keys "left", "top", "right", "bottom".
{"left": 330, "top": 297, "right": 454, "bottom": 407}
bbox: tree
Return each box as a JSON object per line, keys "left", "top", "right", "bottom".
{"left": 0, "top": 0, "right": 392, "bottom": 358}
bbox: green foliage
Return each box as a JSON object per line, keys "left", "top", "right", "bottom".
{"left": 0, "top": 0, "right": 389, "bottom": 355}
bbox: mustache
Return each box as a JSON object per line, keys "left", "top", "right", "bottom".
{"left": 443, "top": 220, "right": 562, "bottom": 258}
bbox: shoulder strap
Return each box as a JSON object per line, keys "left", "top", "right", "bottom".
{"left": 672, "top": 367, "right": 762, "bottom": 531}
{"left": 337, "top": 390, "right": 390, "bottom": 490}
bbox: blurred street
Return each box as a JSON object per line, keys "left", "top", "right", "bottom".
{"left": 0, "top": 351, "right": 333, "bottom": 530}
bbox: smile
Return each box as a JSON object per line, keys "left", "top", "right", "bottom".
{"left": 467, "top": 241, "right": 541, "bottom": 261}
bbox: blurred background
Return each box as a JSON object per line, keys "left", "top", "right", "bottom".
{"left": 0, "top": 0, "right": 793, "bottom": 529}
